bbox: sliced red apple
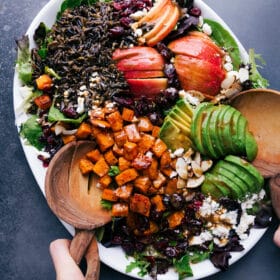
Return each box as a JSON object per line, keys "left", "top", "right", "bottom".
{"left": 123, "top": 70, "right": 164, "bottom": 79}
{"left": 174, "top": 55, "right": 225, "bottom": 96}
{"left": 127, "top": 78, "right": 168, "bottom": 98}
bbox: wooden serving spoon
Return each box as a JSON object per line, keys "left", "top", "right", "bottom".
{"left": 45, "top": 141, "right": 112, "bottom": 279}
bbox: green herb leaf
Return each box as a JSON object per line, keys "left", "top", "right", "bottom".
{"left": 173, "top": 254, "right": 193, "bottom": 280}
{"left": 48, "top": 103, "right": 87, "bottom": 124}
{"left": 249, "top": 48, "right": 269, "bottom": 88}
{"left": 108, "top": 166, "right": 120, "bottom": 177}
{"left": 20, "top": 115, "right": 44, "bottom": 150}
{"left": 126, "top": 253, "right": 150, "bottom": 277}
{"left": 100, "top": 199, "right": 113, "bottom": 210}
{"left": 44, "top": 66, "right": 61, "bottom": 80}
{"left": 203, "top": 19, "right": 242, "bottom": 70}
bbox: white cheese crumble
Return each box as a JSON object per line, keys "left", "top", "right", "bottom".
{"left": 235, "top": 212, "right": 255, "bottom": 240}
{"left": 189, "top": 230, "right": 213, "bottom": 246}
{"left": 199, "top": 196, "right": 220, "bottom": 217}
{"left": 202, "top": 23, "right": 212, "bottom": 35}
{"left": 220, "top": 210, "right": 238, "bottom": 225}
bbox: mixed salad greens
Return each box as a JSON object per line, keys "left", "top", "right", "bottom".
{"left": 15, "top": 0, "right": 272, "bottom": 279}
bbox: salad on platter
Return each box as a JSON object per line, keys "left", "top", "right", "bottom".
{"left": 14, "top": 0, "right": 272, "bottom": 279}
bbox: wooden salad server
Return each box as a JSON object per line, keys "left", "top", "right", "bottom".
{"left": 45, "top": 141, "right": 112, "bottom": 280}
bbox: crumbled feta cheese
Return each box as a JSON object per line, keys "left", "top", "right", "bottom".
{"left": 220, "top": 210, "right": 238, "bottom": 225}
{"left": 198, "top": 16, "right": 204, "bottom": 27}
{"left": 36, "top": 150, "right": 51, "bottom": 159}
{"left": 134, "top": 28, "right": 143, "bottom": 37}
{"left": 258, "top": 189, "right": 266, "bottom": 200}
{"left": 189, "top": 231, "right": 213, "bottom": 246}
{"left": 212, "top": 225, "right": 230, "bottom": 238}
{"left": 235, "top": 212, "right": 255, "bottom": 239}
{"left": 238, "top": 67, "right": 249, "bottom": 83}
{"left": 225, "top": 54, "right": 232, "bottom": 63}
{"left": 199, "top": 197, "right": 220, "bottom": 217}
{"left": 202, "top": 23, "right": 212, "bottom": 35}
{"left": 224, "top": 62, "right": 234, "bottom": 72}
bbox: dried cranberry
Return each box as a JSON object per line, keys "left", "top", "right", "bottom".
{"left": 109, "top": 26, "right": 125, "bottom": 37}
{"left": 189, "top": 7, "right": 201, "bottom": 17}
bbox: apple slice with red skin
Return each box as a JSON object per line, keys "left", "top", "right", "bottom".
{"left": 126, "top": 78, "right": 168, "bottom": 98}
{"left": 174, "top": 55, "right": 225, "bottom": 96}
{"left": 123, "top": 70, "right": 164, "bottom": 79}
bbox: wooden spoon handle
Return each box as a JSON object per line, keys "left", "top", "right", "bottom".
{"left": 85, "top": 237, "right": 100, "bottom": 280}
{"left": 70, "top": 229, "right": 95, "bottom": 264}
{"left": 270, "top": 174, "right": 280, "bottom": 218}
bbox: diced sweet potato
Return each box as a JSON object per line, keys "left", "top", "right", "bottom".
{"left": 124, "top": 124, "right": 141, "bottom": 142}
{"left": 152, "top": 138, "right": 167, "bottom": 158}
{"left": 112, "top": 203, "right": 129, "bottom": 217}
{"left": 151, "top": 195, "right": 166, "bottom": 212}
{"left": 96, "top": 132, "right": 114, "bottom": 152}
{"left": 129, "top": 193, "right": 151, "bottom": 217}
{"left": 134, "top": 176, "right": 151, "bottom": 193}
{"left": 91, "top": 126, "right": 102, "bottom": 137}
{"left": 115, "top": 184, "right": 133, "bottom": 201}
{"left": 165, "top": 178, "right": 178, "bottom": 194}
{"left": 104, "top": 149, "right": 118, "bottom": 165}
{"left": 134, "top": 221, "right": 159, "bottom": 236}
{"left": 137, "top": 117, "right": 153, "bottom": 132}
{"left": 143, "top": 157, "right": 158, "bottom": 180}
{"left": 161, "top": 167, "right": 174, "bottom": 177}
{"left": 115, "top": 168, "right": 138, "bottom": 186}
{"left": 98, "top": 174, "right": 112, "bottom": 188}
{"left": 112, "top": 144, "right": 124, "bottom": 156}
{"left": 76, "top": 122, "right": 92, "bottom": 139}
{"left": 118, "top": 157, "right": 131, "bottom": 171}
{"left": 90, "top": 108, "right": 105, "bottom": 120}
{"left": 167, "top": 211, "right": 185, "bottom": 228}
{"left": 79, "top": 158, "right": 94, "bottom": 175}
{"left": 131, "top": 153, "right": 152, "bottom": 170}
{"left": 152, "top": 126, "right": 161, "bottom": 137}
{"left": 153, "top": 172, "right": 166, "bottom": 189}
{"left": 86, "top": 149, "right": 102, "bottom": 163}
{"left": 138, "top": 133, "right": 155, "bottom": 154}
{"left": 61, "top": 135, "right": 76, "bottom": 144}
{"left": 123, "top": 141, "right": 138, "bottom": 161}
{"left": 92, "top": 156, "right": 110, "bottom": 177}
{"left": 107, "top": 111, "right": 123, "bottom": 131}
{"left": 101, "top": 188, "right": 118, "bottom": 201}
{"left": 91, "top": 119, "right": 111, "bottom": 129}
{"left": 122, "top": 107, "right": 134, "bottom": 122}
{"left": 160, "top": 150, "right": 172, "bottom": 168}
{"left": 114, "top": 129, "right": 127, "bottom": 147}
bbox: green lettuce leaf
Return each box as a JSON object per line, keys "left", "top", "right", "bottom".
{"left": 173, "top": 254, "right": 193, "bottom": 280}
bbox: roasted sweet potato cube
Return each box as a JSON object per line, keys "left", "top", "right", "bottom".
{"left": 76, "top": 122, "right": 92, "bottom": 139}
{"left": 61, "top": 135, "right": 76, "bottom": 144}
{"left": 138, "top": 133, "right": 155, "bottom": 154}
{"left": 153, "top": 172, "right": 166, "bottom": 189}
{"left": 115, "top": 184, "right": 133, "bottom": 201}
{"left": 96, "top": 132, "right": 114, "bottom": 152}
{"left": 160, "top": 151, "right": 172, "bottom": 168}
{"left": 130, "top": 193, "right": 151, "bottom": 217}
{"left": 112, "top": 143, "right": 124, "bottom": 156}
{"left": 122, "top": 107, "right": 134, "bottom": 122}
{"left": 118, "top": 157, "right": 131, "bottom": 171}
{"left": 79, "top": 159, "right": 94, "bottom": 175}
{"left": 107, "top": 111, "right": 123, "bottom": 131}
{"left": 152, "top": 126, "right": 161, "bottom": 137}
{"left": 165, "top": 178, "right": 178, "bottom": 194}
{"left": 124, "top": 124, "right": 141, "bottom": 142}
{"left": 90, "top": 108, "right": 105, "bottom": 120}
{"left": 143, "top": 157, "right": 158, "bottom": 180}
{"left": 151, "top": 195, "right": 166, "bottom": 212}
{"left": 92, "top": 157, "right": 110, "bottom": 177}
{"left": 91, "top": 119, "right": 111, "bottom": 129}
{"left": 131, "top": 153, "right": 152, "bottom": 170}
{"left": 123, "top": 141, "right": 138, "bottom": 161}
{"left": 101, "top": 188, "right": 118, "bottom": 201}
{"left": 112, "top": 203, "right": 129, "bottom": 217}
{"left": 152, "top": 138, "right": 167, "bottom": 158}
{"left": 98, "top": 174, "right": 112, "bottom": 188}
{"left": 86, "top": 149, "right": 102, "bottom": 163}
{"left": 137, "top": 117, "right": 153, "bottom": 132}
{"left": 161, "top": 167, "right": 174, "bottom": 177}
{"left": 167, "top": 211, "right": 185, "bottom": 228}
{"left": 134, "top": 221, "right": 159, "bottom": 236}
{"left": 115, "top": 168, "right": 138, "bottom": 186}
{"left": 91, "top": 126, "right": 102, "bottom": 138}
{"left": 114, "top": 129, "right": 127, "bottom": 147}
{"left": 104, "top": 149, "right": 118, "bottom": 165}
{"left": 134, "top": 176, "right": 151, "bottom": 193}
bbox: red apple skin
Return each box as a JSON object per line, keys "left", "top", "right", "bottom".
{"left": 174, "top": 55, "right": 225, "bottom": 96}
{"left": 123, "top": 70, "right": 164, "bottom": 79}
{"left": 126, "top": 78, "right": 168, "bottom": 98}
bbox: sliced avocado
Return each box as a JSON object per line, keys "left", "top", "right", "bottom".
{"left": 235, "top": 114, "right": 247, "bottom": 155}
{"left": 165, "top": 116, "right": 190, "bottom": 135}
{"left": 213, "top": 162, "right": 249, "bottom": 195}
{"left": 169, "top": 108, "right": 191, "bottom": 128}
{"left": 224, "top": 155, "right": 264, "bottom": 191}
{"left": 217, "top": 160, "right": 259, "bottom": 194}
{"left": 201, "top": 178, "right": 224, "bottom": 199}
{"left": 230, "top": 110, "right": 243, "bottom": 154}
{"left": 201, "top": 106, "right": 220, "bottom": 159}
{"left": 205, "top": 173, "right": 231, "bottom": 197}
{"left": 191, "top": 102, "right": 214, "bottom": 155}
{"left": 219, "top": 105, "right": 236, "bottom": 154}
{"left": 176, "top": 98, "right": 194, "bottom": 118}
{"left": 208, "top": 105, "right": 225, "bottom": 158}
{"left": 245, "top": 131, "right": 258, "bottom": 161}
{"left": 159, "top": 119, "right": 192, "bottom": 151}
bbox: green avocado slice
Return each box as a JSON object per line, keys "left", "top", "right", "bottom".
{"left": 165, "top": 116, "right": 190, "bottom": 135}
{"left": 201, "top": 177, "right": 224, "bottom": 199}
{"left": 224, "top": 155, "right": 264, "bottom": 191}
{"left": 230, "top": 110, "right": 243, "bottom": 154}
{"left": 201, "top": 106, "right": 220, "bottom": 159}
{"left": 235, "top": 114, "right": 247, "bottom": 155}
{"left": 169, "top": 108, "right": 191, "bottom": 128}
{"left": 205, "top": 173, "right": 231, "bottom": 197}
{"left": 176, "top": 98, "right": 194, "bottom": 118}
{"left": 191, "top": 102, "right": 214, "bottom": 155}
{"left": 245, "top": 131, "right": 258, "bottom": 161}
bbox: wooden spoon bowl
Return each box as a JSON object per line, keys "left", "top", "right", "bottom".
{"left": 45, "top": 140, "right": 112, "bottom": 279}
{"left": 230, "top": 88, "right": 280, "bottom": 177}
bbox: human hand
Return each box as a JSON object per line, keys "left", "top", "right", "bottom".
{"left": 50, "top": 239, "right": 85, "bottom": 280}
{"left": 274, "top": 226, "right": 280, "bottom": 247}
